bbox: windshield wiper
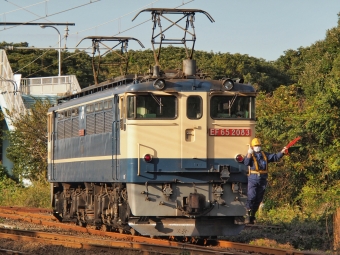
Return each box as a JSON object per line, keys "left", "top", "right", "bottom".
{"left": 150, "top": 93, "right": 163, "bottom": 114}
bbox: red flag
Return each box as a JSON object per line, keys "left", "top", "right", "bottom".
{"left": 284, "top": 136, "right": 301, "bottom": 154}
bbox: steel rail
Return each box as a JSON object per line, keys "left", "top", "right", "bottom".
{"left": 0, "top": 248, "right": 30, "bottom": 255}
{"left": 0, "top": 206, "right": 52, "bottom": 214}
{"left": 0, "top": 210, "right": 219, "bottom": 251}
{"left": 0, "top": 208, "right": 55, "bottom": 221}
{"left": 0, "top": 206, "right": 325, "bottom": 255}
{"left": 0, "top": 228, "right": 223, "bottom": 255}
{"left": 217, "top": 240, "right": 322, "bottom": 255}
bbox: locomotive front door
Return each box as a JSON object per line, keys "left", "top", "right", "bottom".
{"left": 181, "top": 93, "right": 207, "bottom": 169}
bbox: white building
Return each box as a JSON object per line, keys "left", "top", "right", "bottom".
{"left": 0, "top": 49, "right": 81, "bottom": 172}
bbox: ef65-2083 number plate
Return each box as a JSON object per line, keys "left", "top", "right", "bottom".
{"left": 209, "top": 128, "right": 251, "bottom": 136}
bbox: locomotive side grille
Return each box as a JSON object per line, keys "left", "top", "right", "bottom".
{"left": 57, "top": 121, "right": 64, "bottom": 140}
{"left": 86, "top": 114, "right": 95, "bottom": 135}
{"left": 64, "top": 119, "right": 72, "bottom": 139}
{"left": 72, "top": 118, "right": 79, "bottom": 137}
{"left": 104, "top": 111, "right": 113, "bottom": 133}
{"left": 96, "top": 112, "right": 104, "bottom": 134}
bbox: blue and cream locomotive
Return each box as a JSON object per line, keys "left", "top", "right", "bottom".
{"left": 47, "top": 8, "right": 256, "bottom": 237}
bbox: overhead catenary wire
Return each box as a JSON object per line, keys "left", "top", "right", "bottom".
{"left": 70, "top": 0, "right": 165, "bottom": 60}
{"left": 14, "top": 48, "right": 54, "bottom": 74}
{"left": 8, "top": 0, "right": 195, "bottom": 77}
{"left": 70, "top": 0, "right": 161, "bottom": 35}
{"left": 7, "top": 0, "right": 163, "bottom": 76}
{"left": 3, "top": 0, "right": 53, "bottom": 23}
{"left": 0, "top": 0, "right": 48, "bottom": 16}
{"left": 0, "top": 0, "right": 100, "bottom": 31}
{"left": 21, "top": 50, "right": 88, "bottom": 78}
{"left": 111, "top": 0, "right": 195, "bottom": 37}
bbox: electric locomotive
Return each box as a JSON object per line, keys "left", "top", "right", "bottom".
{"left": 47, "top": 8, "right": 256, "bottom": 237}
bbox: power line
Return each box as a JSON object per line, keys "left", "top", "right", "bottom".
{"left": 3, "top": 0, "right": 53, "bottom": 23}
{"left": 9, "top": 0, "right": 195, "bottom": 78}
{"left": 14, "top": 48, "right": 52, "bottom": 75}
{"left": 0, "top": 0, "right": 48, "bottom": 16}
{"left": 22, "top": 50, "right": 86, "bottom": 78}
{"left": 0, "top": 0, "right": 99, "bottom": 32}
{"left": 70, "top": 0, "right": 161, "bottom": 35}
{"left": 111, "top": 0, "right": 195, "bottom": 37}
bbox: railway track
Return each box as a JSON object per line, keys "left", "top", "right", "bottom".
{"left": 0, "top": 206, "right": 325, "bottom": 255}
{"left": 0, "top": 228, "right": 222, "bottom": 255}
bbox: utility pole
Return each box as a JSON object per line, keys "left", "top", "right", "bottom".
{"left": 0, "top": 22, "right": 75, "bottom": 77}
{"left": 40, "top": 25, "right": 61, "bottom": 76}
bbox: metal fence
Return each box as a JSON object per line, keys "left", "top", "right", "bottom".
{"left": 21, "top": 75, "right": 81, "bottom": 96}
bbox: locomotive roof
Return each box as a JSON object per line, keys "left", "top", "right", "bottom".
{"left": 48, "top": 77, "right": 256, "bottom": 112}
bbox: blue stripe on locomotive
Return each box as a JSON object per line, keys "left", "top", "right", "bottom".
{"left": 48, "top": 157, "right": 247, "bottom": 183}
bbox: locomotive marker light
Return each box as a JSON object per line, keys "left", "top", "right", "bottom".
{"left": 143, "top": 154, "right": 153, "bottom": 162}
{"left": 153, "top": 79, "right": 166, "bottom": 90}
{"left": 235, "top": 154, "right": 245, "bottom": 163}
{"left": 222, "top": 78, "right": 234, "bottom": 91}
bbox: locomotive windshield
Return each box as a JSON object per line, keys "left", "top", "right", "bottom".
{"left": 127, "top": 94, "right": 177, "bottom": 119}
{"left": 210, "top": 95, "right": 255, "bottom": 119}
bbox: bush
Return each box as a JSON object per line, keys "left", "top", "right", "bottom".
{"left": 0, "top": 167, "right": 50, "bottom": 208}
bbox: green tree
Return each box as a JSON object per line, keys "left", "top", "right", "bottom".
{"left": 5, "top": 100, "right": 51, "bottom": 181}
{"left": 258, "top": 13, "right": 340, "bottom": 218}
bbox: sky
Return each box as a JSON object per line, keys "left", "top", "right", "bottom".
{"left": 1, "top": 0, "right": 340, "bottom": 61}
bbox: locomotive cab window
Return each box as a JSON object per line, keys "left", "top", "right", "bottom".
{"left": 127, "top": 94, "right": 177, "bottom": 119}
{"left": 187, "top": 96, "right": 202, "bottom": 119}
{"left": 210, "top": 95, "right": 255, "bottom": 119}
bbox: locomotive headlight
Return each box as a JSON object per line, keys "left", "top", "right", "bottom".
{"left": 143, "top": 154, "right": 153, "bottom": 162}
{"left": 235, "top": 154, "right": 245, "bottom": 163}
{"left": 153, "top": 79, "right": 166, "bottom": 90}
{"left": 222, "top": 78, "right": 234, "bottom": 91}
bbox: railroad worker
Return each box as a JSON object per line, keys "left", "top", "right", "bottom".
{"left": 243, "top": 138, "right": 286, "bottom": 224}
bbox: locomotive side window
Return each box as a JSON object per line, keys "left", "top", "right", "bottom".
{"left": 127, "top": 94, "right": 177, "bottom": 119}
{"left": 58, "top": 112, "right": 64, "bottom": 119}
{"left": 95, "top": 102, "right": 103, "bottom": 111}
{"left": 86, "top": 104, "right": 94, "bottom": 113}
{"left": 65, "top": 110, "right": 71, "bottom": 118}
{"left": 72, "top": 108, "right": 78, "bottom": 116}
{"left": 187, "top": 96, "right": 202, "bottom": 119}
{"left": 210, "top": 95, "right": 255, "bottom": 119}
{"left": 104, "top": 100, "right": 113, "bottom": 109}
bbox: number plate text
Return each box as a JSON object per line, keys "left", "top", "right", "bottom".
{"left": 209, "top": 128, "right": 251, "bottom": 136}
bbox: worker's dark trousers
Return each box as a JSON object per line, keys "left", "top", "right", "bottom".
{"left": 246, "top": 174, "right": 268, "bottom": 214}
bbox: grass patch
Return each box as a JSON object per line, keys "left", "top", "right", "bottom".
{"left": 224, "top": 204, "right": 333, "bottom": 252}
{"left": 0, "top": 177, "right": 50, "bottom": 208}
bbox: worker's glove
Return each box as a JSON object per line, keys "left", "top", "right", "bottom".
{"left": 281, "top": 147, "right": 287, "bottom": 154}
{"left": 248, "top": 148, "right": 253, "bottom": 154}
